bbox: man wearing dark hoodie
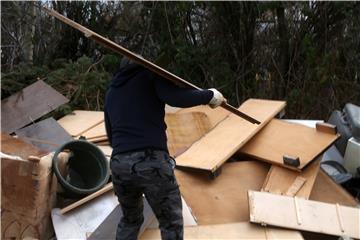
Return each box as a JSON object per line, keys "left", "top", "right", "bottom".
{"left": 104, "top": 56, "right": 224, "bottom": 240}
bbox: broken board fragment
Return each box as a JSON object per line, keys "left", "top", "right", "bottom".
{"left": 262, "top": 157, "right": 321, "bottom": 199}
{"left": 15, "top": 118, "right": 73, "bottom": 152}
{"left": 248, "top": 190, "right": 360, "bottom": 239}
{"left": 240, "top": 119, "right": 339, "bottom": 170}
{"left": 166, "top": 112, "right": 212, "bottom": 156}
{"left": 1, "top": 80, "right": 69, "bottom": 134}
{"left": 140, "top": 221, "right": 304, "bottom": 240}
{"left": 57, "top": 110, "right": 104, "bottom": 137}
{"left": 176, "top": 99, "right": 286, "bottom": 172}
{"left": 175, "top": 161, "right": 270, "bottom": 225}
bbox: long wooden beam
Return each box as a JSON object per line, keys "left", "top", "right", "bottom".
{"left": 42, "top": 7, "right": 260, "bottom": 125}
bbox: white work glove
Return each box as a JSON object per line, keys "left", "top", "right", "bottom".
{"left": 208, "top": 88, "right": 225, "bottom": 108}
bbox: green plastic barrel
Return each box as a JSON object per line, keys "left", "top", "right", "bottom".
{"left": 52, "top": 140, "right": 109, "bottom": 196}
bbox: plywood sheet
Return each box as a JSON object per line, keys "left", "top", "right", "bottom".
{"left": 310, "top": 170, "right": 359, "bottom": 207}
{"left": 240, "top": 119, "right": 339, "bottom": 170}
{"left": 175, "top": 161, "right": 270, "bottom": 225}
{"left": 57, "top": 110, "right": 104, "bottom": 137}
{"left": 1, "top": 80, "right": 69, "bottom": 134}
{"left": 15, "top": 118, "right": 73, "bottom": 152}
{"left": 141, "top": 222, "right": 304, "bottom": 240}
{"left": 249, "top": 190, "right": 360, "bottom": 239}
{"left": 166, "top": 112, "right": 212, "bottom": 156}
{"left": 178, "top": 105, "right": 230, "bottom": 128}
{"left": 262, "top": 157, "right": 321, "bottom": 199}
{"left": 176, "top": 99, "right": 286, "bottom": 172}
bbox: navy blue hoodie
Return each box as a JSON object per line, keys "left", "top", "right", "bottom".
{"left": 104, "top": 63, "right": 213, "bottom": 156}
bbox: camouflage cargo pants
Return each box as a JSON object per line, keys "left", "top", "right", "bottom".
{"left": 110, "top": 149, "right": 183, "bottom": 240}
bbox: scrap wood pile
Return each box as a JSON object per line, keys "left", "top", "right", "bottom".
{"left": 1, "top": 80, "right": 359, "bottom": 240}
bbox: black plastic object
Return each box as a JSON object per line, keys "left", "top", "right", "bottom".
{"left": 328, "top": 110, "right": 352, "bottom": 156}
{"left": 344, "top": 103, "right": 360, "bottom": 140}
{"left": 321, "top": 160, "right": 352, "bottom": 184}
{"left": 52, "top": 140, "right": 109, "bottom": 196}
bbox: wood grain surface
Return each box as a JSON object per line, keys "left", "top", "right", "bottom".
{"left": 176, "top": 99, "right": 286, "bottom": 172}
{"left": 240, "top": 119, "right": 339, "bottom": 170}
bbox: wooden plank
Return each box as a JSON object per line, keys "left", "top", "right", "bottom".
{"left": 248, "top": 190, "right": 360, "bottom": 239}
{"left": 309, "top": 170, "right": 359, "bottom": 207}
{"left": 57, "top": 110, "right": 104, "bottom": 137}
{"left": 51, "top": 191, "right": 119, "bottom": 240}
{"left": 141, "top": 222, "right": 304, "bottom": 240}
{"left": 166, "top": 112, "right": 212, "bottom": 157}
{"left": 177, "top": 105, "right": 230, "bottom": 128}
{"left": 240, "top": 119, "right": 339, "bottom": 170}
{"left": 81, "top": 122, "right": 106, "bottom": 139}
{"left": 176, "top": 99, "right": 286, "bottom": 172}
{"left": 262, "top": 157, "right": 321, "bottom": 199}
{"left": 15, "top": 118, "right": 73, "bottom": 152}
{"left": 61, "top": 183, "right": 113, "bottom": 214}
{"left": 175, "top": 161, "right": 270, "bottom": 225}
{"left": 1, "top": 80, "right": 69, "bottom": 134}
{"left": 43, "top": 7, "right": 260, "bottom": 124}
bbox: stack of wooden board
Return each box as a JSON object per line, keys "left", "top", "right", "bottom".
{"left": 45, "top": 98, "right": 359, "bottom": 239}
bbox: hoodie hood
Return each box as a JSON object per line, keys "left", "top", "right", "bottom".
{"left": 111, "top": 63, "right": 142, "bottom": 88}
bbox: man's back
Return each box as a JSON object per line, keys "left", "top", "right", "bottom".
{"left": 104, "top": 64, "right": 167, "bottom": 156}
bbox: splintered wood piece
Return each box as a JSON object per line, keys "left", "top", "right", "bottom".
{"left": 240, "top": 119, "right": 339, "bottom": 170}
{"left": 316, "top": 122, "right": 337, "bottom": 135}
{"left": 1, "top": 80, "right": 69, "bottom": 134}
{"left": 248, "top": 190, "right": 360, "bottom": 239}
{"left": 286, "top": 177, "right": 307, "bottom": 197}
{"left": 15, "top": 118, "right": 72, "bottom": 152}
{"left": 57, "top": 110, "right": 104, "bottom": 137}
{"left": 262, "top": 157, "right": 321, "bottom": 199}
{"left": 166, "top": 112, "right": 212, "bottom": 157}
{"left": 176, "top": 99, "right": 286, "bottom": 172}
{"left": 175, "top": 161, "right": 270, "bottom": 225}
{"left": 140, "top": 222, "right": 304, "bottom": 240}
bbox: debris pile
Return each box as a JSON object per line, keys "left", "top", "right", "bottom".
{"left": 1, "top": 80, "right": 359, "bottom": 239}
